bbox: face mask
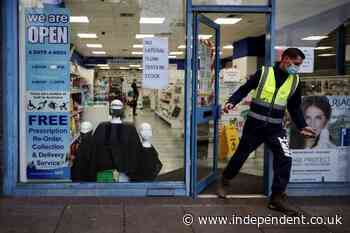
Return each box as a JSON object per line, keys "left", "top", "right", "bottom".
{"left": 286, "top": 64, "right": 300, "bottom": 75}
{"left": 110, "top": 109, "right": 124, "bottom": 117}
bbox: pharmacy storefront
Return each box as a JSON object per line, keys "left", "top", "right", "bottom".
{"left": 1, "top": 0, "right": 350, "bottom": 197}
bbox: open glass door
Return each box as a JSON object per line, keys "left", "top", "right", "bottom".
{"left": 191, "top": 14, "right": 220, "bottom": 197}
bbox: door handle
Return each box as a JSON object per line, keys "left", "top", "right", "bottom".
{"left": 203, "top": 110, "right": 213, "bottom": 118}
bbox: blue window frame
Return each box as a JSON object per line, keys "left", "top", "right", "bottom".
{"left": 4, "top": 0, "right": 347, "bottom": 197}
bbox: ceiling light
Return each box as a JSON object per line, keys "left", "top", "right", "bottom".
{"left": 315, "top": 46, "right": 333, "bottom": 50}
{"left": 70, "top": 16, "right": 89, "bottom": 23}
{"left": 129, "top": 64, "right": 141, "bottom": 67}
{"left": 170, "top": 51, "right": 183, "bottom": 55}
{"left": 178, "top": 45, "right": 186, "bottom": 49}
{"left": 223, "top": 45, "right": 234, "bottom": 49}
{"left": 92, "top": 51, "right": 106, "bottom": 55}
{"left": 168, "top": 55, "right": 176, "bottom": 59}
{"left": 133, "top": 44, "right": 143, "bottom": 48}
{"left": 318, "top": 53, "right": 336, "bottom": 57}
{"left": 136, "top": 34, "right": 155, "bottom": 39}
{"left": 99, "top": 67, "right": 110, "bottom": 69}
{"left": 77, "top": 33, "right": 97, "bottom": 39}
{"left": 274, "top": 46, "right": 286, "bottom": 49}
{"left": 214, "top": 18, "right": 242, "bottom": 25}
{"left": 132, "top": 51, "right": 143, "bottom": 55}
{"left": 86, "top": 44, "right": 103, "bottom": 48}
{"left": 302, "top": 36, "right": 328, "bottom": 41}
{"left": 96, "top": 64, "right": 109, "bottom": 67}
{"left": 198, "top": 34, "right": 212, "bottom": 40}
{"left": 120, "top": 67, "right": 130, "bottom": 70}
{"left": 140, "top": 17, "right": 165, "bottom": 24}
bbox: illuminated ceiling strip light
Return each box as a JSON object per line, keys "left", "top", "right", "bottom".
{"left": 302, "top": 36, "right": 328, "bottom": 41}
{"left": 318, "top": 53, "right": 336, "bottom": 57}
{"left": 199, "top": 34, "right": 212, "bottom": 39}
{"left": 170, "top": 51, "right": 183, "bottom": 55}
{"left": 315, "top": 46, "right": 333, "bottom": 50}
{"left": 96, "top": 64, "right": 109, "bottom": 67}
{"left": 70, "top": 16, "right": 89, "bottom": 23}
{"left": 86, "top": 44, "right": 103, "bottom": 48}
{"left": 168, "top": 55, "right": 177, "bottom": 59}
{"left": 132, "top": 51, "right": 143, "bottom": 55}
{"left": 78, "top": 33, "right": 97, "bottom": 38}
{"left": 223, "top": 45, "right": 234, "bottom": 49}
{"left": 92, "top": 51, "right": 106, "bottom": 55}
{"left": 178, "top": 45, "right": 186, "bottom": 49}
{"left": 139, "top": 17, "right": 165, "bottom": 24}
{"left": 214, "top": 18, "right": 242, "bottom": 25}
{"left": 136, "top": 34, "right": 155, "bottom": 39}
{"left": 129, "top": 64, "right": 141, "bottom": 67}
{"left": 133, "top": 44, "right": 144, "bottom": 48}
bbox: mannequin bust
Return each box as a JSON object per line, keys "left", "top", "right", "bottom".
{"left": 110, "top": 99, "right": 124, "bottom": 124}
{"left": 80, "top": 121, "right": 93, "bottom": 135}
{"left": 134, "top": 122, "right": 162, "bottom": 181}
{"left": 71, "top": 121, "right": 95, "bottom": 182}
{"left": 93, "top": 100, "right": 143, "bottom": 182}
{"left": 139, "top": 122, "right": 152, "bottom": 148}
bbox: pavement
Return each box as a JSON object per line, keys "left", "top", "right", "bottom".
{"left": 0, "top": 196, "right": 349, "bottom": 233}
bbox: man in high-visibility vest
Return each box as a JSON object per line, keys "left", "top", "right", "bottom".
{"left": 218, "top": 48, "right": 316, "bottom": 216}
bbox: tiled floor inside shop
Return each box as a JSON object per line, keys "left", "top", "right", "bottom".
{"left": 128, "top": 108, "right": 264, "bottom": 195}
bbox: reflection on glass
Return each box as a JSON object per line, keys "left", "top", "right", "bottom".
{"left": 197, "top": 120, "right": 215, "bottom": 182}
{"left": 192, "top": 0, "right": 268, "bottom": 6}
{"left": 197, "top": 24, "right": 216, "bottom": 107}
{"left": 19, "top": 0, "right": 186, "bottom": 183}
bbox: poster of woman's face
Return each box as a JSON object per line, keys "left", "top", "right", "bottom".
{"left": 289, "top": 96, "right": 350, "bottom": 150}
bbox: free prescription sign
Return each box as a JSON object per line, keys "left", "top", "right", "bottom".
{"left": 24, "top": 7, "right": 70, "bottom": 180}
{"left": 142, "top": 37, "right": 169, "bottom": 89}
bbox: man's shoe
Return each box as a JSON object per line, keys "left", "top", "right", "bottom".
{"left": 267, "top": 192, "right": 300, "bottom": 216}
{"left": 217, "top": 177, "right": 230, "bottom": 199}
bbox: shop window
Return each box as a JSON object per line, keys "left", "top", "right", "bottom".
{"left": 276, "top": 1, "right": 350, "bottom": 184}
{"left": 18, "top": 0, "right": 186, "bottom": 184}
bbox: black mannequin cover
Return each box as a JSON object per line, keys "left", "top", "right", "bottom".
{"left": 71, "top": 133, "right": 96, "bottom": 182}
{"left": 91, "top": 121, "right": 144, "bottom": 180}
{"left": 133, "top": 145, "right": 163, "bottom": 181}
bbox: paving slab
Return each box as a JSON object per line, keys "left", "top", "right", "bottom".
{"left": 55, "top": 205, "right": 123, "bottom": 233}
{"left": 0, "top": 204, "right": 64, "bottom": 233}
{"left": 182, "top": 206, "right": 263, "bottom": 233}
{"left": 261, "top": 227, "right": 330, "bottom": 233}
{"left": 297, "top": 205, "right": 350, "bottom": 233}
{"left": 125, "top": 205, "right": 193, "bottom": 233}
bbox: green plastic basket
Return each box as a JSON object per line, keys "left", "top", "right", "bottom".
{"left": 97, "top": 169, "right": 118, "bottom": 182}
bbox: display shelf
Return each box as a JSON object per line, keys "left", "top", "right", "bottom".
{"left": 71, "top": 109, "right": 83, "bottom": 117}
{"left": 70, "top": 89, "right": 82, "bottom": 94}
{"left": 70, "top": 134, "right": 80, "bottom": 144}
{"left": 155, "top": 110, "right": 172, "bottom": 124}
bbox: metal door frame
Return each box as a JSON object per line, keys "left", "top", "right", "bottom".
{"left": 186, "top": 0, "right": 275, "bottom": 198}
{"left": 190, "top": 13, "right": 221, "bottom": 197}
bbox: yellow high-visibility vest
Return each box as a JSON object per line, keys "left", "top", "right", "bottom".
{"left": 248, "top": 66, "right": 299, "bottom": 124}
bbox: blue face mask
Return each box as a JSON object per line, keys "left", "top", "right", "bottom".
{"left": 286, "top": 64, "right": 300, "bottom": 75}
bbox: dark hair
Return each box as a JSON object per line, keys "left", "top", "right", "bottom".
{"left": 302, "top": 96, "right": 332, "bottom": 121}
{"left": 282, "top": 48, "right": 305, "bottom": 60}
{"left": 289, "top": 96, "right": 332, "bottom": 149}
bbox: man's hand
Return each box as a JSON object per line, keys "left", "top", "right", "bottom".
{"left": 223, "top": 103, "right": 235, "bottom": 113}
{"left": 300, "top": 126, "right": 316, "bottom": 138}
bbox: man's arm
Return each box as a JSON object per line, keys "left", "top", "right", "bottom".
{"left": 226, "top": 70, "right": 261, "bottom": 106}
{"left": 287, "top": 84, "right": 307, "bottom": 129}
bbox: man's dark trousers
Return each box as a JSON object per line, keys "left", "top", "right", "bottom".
{"left": 222, "top": 117, "right": 292, "bottom": 193}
